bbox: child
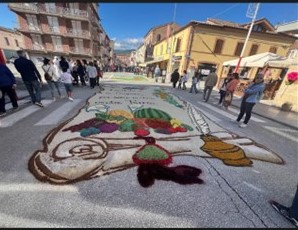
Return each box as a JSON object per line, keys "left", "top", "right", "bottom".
{"left": 60, "top": 67, "right": 75, "bottom": 101}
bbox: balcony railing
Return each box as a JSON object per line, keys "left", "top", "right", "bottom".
{"left": 9, "top": 3, "right": 88, "bottom": 19}
{"left": 32, "top": 44, "right": 45, "bottom": 51}
{"left": 69, "top": 47, "right": 91, "bottom": 55}
{"left": 53, "top": 46, "right": 64, "bottom": 52}
{"left": 65, "top": 28, "right": 90, "bottom": 38}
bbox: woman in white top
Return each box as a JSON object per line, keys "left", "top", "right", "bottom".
{"left": 86, "top": 61, "right": 98, "bottom": 89}
{"left": 42, "top": 58, "right": 62, "bottom": 100}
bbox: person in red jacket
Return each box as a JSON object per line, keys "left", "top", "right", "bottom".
{"left": 223, "top": 72, "right": 240, "bottom": 110}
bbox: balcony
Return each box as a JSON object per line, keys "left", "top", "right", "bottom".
{"left": 8, "top": 3, "right": 38, "bottom": 14}
{"left": 17, "top": 26, "right": 42, "bottom": 34}
{"left": 65, "top": 28, "right": 90, "bottom": 39}
{"left": 32, "top": 44, "right": 45, "bottom": 51}
{"left": 9, "top": 3, "right": 88, "bottom": 20}
{"left": 69, "top": 47, "right": 91, "bottom": 55}
{"left": 53, "top": 46, "right": 64, "bottom": 52}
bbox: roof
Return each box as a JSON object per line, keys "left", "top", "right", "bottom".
{"left": 206, "top": 18, "right": 241, "bottom": 28}
{"left": 0, "top": 25, "right": 19, "bottom": 34}
{"left": 241, "top": 18, "right": 275, "bottom": 31}
{"left": 144, "top": 22, "right": 180, "bottom": 38}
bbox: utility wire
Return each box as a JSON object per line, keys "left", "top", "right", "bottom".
{"left": 209, "top": 3, "right": 241, "bottom": 19}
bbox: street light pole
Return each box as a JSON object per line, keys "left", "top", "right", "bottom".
{"left": 234, "top": 3, "right": 260, "bottom": 73}
{"left": 167, "top": 3, "right": 177, "bottom": 75}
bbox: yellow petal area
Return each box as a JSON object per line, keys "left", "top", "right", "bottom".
{"left": 170, "top": 118, "right": 182, "bottom": 128}
{"left": 107, "top": 110, "right": 134, "bottom": 124}
{"left": 200, "top": 135, "right": 252, "bottom": 166}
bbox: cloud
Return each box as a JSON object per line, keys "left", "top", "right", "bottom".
{"left": 113, "top": 37, "right": 144, "bottom": 50}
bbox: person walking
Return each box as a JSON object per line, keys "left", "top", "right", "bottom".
{"left": 60, "top": 67, "right": 74, "bottom": 101}
{"left": 181, "top": 70, "right": 189, "bottom": 90}
{"left": 203, "top": 68, "right": 218, "bottom": 102}
{"left": 189, "top": 73, "right": 198, "bottom": 94}
{"left": 52, "top": 56, "right": 60, "bottom": 77}
{"left": 93, "top": 60, "right": 101, "bottom": 86}
{"left": 14, "top": 50, "right": 44, "bottom": 107}
{"left": 59, "top": 56, "right": 70, "bottom": 73}
{"left": 270, "top": 184, "right": 298, "bottom": 227}
{"left": 0, "top": 63, "right": 18, "bottom": 117}
{"left": 154, "top": 65, "right": 161, "bottom": 83}
{"left": 76, "top": 60, "right": 86, "bottom": 86}
{"left": 236, "top": 73, "right": 265, "bottom": 128}
{"left": 86, "top": 61, "right": 98, "bottom": 89}
{"left": 218, "top": 73, "right": 232, "bottom": 105}
{"left": 170, "top": 69, "right": 180, "bottom": 88}
{"left": 223, "top": 72, "right": 240, "bottom": 110}
{"left": 42, "top": 58, "right": 62, "bottom": 100}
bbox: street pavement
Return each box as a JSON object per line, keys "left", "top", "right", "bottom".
{"left": 0, "top": 71, "right": 297, "bottom": 228}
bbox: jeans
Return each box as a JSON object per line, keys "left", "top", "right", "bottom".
{"left": 290, "top": 185, "right": 298, "bottom": 218}
{"left": 219, "top": 90, "right": 226, "bottom": 104}
{"left": 90, "top": 78, "right": 96, "bottom": 88}
{"left": 0, "top": 85, "right": 18, "bottom": 113}
{"left": 203, "top": 86, "right": 213, "bottom": 102}
{"left": 47, "top": 80, "right": 61, "bottom": 97}
{"left": 236, "top": 99, "right": 255, "bottom": 124}
{"left": 189, "top": 83, "right": 198, "bottom": 93}
{"left": 23, "top": 80, "right": 42, "bottom": 104}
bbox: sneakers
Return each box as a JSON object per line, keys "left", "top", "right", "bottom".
{"left": 0, "top": 112, "right": 6, "bottom": 117}
{"left": 270, "top": 200, "right": 298, "bottom": 227}
{"left": 35, "top": 102, "right": 44, "bottom": 107}
{"left": 68, "top": 97, "right": 74, "bottom": 101}
{"left": 239, "top": 123, "right": 247, "bottom": 128}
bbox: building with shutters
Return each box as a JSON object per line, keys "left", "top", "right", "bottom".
{"left": 8, "top": 2, "right": 112, "bottom": 64}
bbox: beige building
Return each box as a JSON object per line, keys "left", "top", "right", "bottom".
{"left": 0, "top": 26, "right": 24, "bottom": 61}
{"left": 8, "top": 2, "right": 112, "bottom": 64}
{"left": 143, "top": 22, "right": 180, "bottom": 62}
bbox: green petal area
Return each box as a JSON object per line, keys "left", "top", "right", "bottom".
{"left": 134, "top": 108, "right": 172, "bottom": 121}
{"left": 119, "top": 119, "right": 136, "bottom": 132}
{"left": 135, "top": 145, "right": 169, "bottom": 160}
{"left": 181, "top": 123, "right": 194, "bottom": 131}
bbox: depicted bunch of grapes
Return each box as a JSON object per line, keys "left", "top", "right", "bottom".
{"left": 63, "top": 107, "right": 194, "bottom": 137}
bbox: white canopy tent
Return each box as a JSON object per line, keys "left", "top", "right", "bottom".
{"left": 266, "top": 56, "right": 297, "bottom": 68}
{"left": 223, "top": 52, "right": 285, "bottom": 68}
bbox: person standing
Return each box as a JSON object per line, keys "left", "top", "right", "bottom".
{"left": 14, "top": 50, "right": 44, "bottom": 107}
{"left": 52, "top": 56, "right": 60, "bottom": 77}
{"left": 181, "top": 70, "right": 189, "bottom": 90}
{"left": 154, "top": 65, "right": 161, "bottom": 82}
{"left": 170, "top": 69, "right": 180, "bottom": 88}
{"left": 223, "top": 72, "right": 240, "bottom": 110}
{"left": 218, "top": 73, "right": 232, "bottom": 105}
{"left": 0, "top": 63, "right": 18, "bottom": 117}
{"left": 270, "top": 184, "right": 298, "bottom": 227}
{"left": 60, "top": 67, "right": 74, "bottom": 101}
{"left": 42, "top": 58, "right": 62, "bottom": 100}
{"left": 203, "top": 68, "right": 218, "bottom": 102}
{"left": 189, "top": 74, "right": 198, "bottom": 94}
{"left": 236, "top": 73, "right": 265, "bottom": 128}
{"left": 59, "top": 56, "right": 70, "bottom": 73}
{"left": 76, "top": 60, "right": 86, "bottom": 86}
{"left": 86, "top": 61, "right": 97, "bottom": 89}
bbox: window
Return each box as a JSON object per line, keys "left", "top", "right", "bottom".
{"left": 31, "top": 34, "right": 43, "bottom": 50}
{"left": 26, "top": 14, "right": 39, "bottom": 31}
{"left": 156, "top": 34, "right": 161, "bottom": 42}
{"left": 51, "top": 36, "right": 63, "bottom": 51}
{"left": 15, "top": 39, "right": 19, "bottom": 47}
{"left": 234, "top": 42, "right": 244, "bottom": 56}
{"left": 288, "top": 49, "right": 297, "bottom": 58}
{"left": 4, "top": 37, "right": 9, "bottom": 46}
{"left": 175, "top": 38, "right": 181, "bottom": 52}
{"left": 47, "top": 16, "right": 60, "bottom": 33}
{"left": 214, "top": 39, "right": 224, "bottom": 54}
{"left": 249, "top": 44, "right": 259, "bottom": 55}
{"left": 252, "top": 24, "right": 265, "bottom": 32}
{"left": 269, "top": 46, "right": 277, "bottom": 54}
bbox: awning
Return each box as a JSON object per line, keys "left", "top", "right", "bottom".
{"left": 223, "top": 52, "right": 283, "bottom": 68}
{"left": 266, "top": 57, "right": 297, "bottom": 68}
{"left": 143, "top": 57, "right": 170, "bottom": 66}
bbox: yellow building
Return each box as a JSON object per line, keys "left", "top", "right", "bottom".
{"left": 150, "top": 18, "right": 296, "bottom": 83}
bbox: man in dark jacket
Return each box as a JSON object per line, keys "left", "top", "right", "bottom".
{"left": 14, "top": 50, "right": 43, "bottom": 107}
{"left": 0, "top": 63, "right": 18, "bottom": 116}
{"left": 171, "top": 69, "right": 180, "bottom": 88}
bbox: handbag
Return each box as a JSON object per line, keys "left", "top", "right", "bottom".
{"left": 44, "top": 66, "right": 52, "bottom": 81}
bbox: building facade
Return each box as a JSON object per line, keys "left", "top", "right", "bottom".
{"left": 143, "top": 22, "right": 180, "bottom": 62}
{"left": 8, "top": 2, "right": 111, "bottom": 64}
{"left": 0, "top": 26, "right": 25, "bottom": 62}
{"left": 150, "top": 18, "right": 296, "bottom": 84}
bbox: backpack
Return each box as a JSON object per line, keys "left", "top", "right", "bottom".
{"left": 44, "top": 66, "right": 52, "bottom": 81}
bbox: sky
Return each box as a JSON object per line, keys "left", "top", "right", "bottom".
{"left": 0, "top": 3, "right": 298, "bottom": 50}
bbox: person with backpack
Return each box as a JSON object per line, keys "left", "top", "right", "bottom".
{"left": 42, "top": 58, "right": 62, "bottom": 100}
